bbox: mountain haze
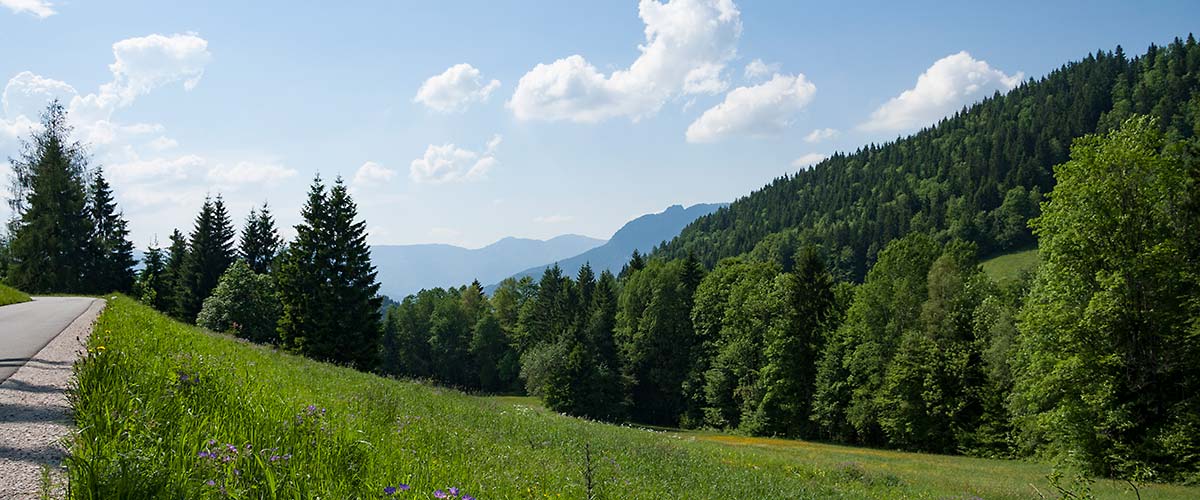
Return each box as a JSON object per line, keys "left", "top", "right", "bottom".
{"left": 372, "top": 234, "right": 604, "bottom": 298}
{"left": 496, "top": 203, "right": 725, "bottom": 287}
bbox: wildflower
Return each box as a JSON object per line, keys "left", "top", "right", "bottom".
{"left": 434, "top": 490, "right": 447, "bottom": 498}
{"left": 448, "top": 487, "right": 459, "bottom": 495}
{"left": 207, "top": 439, "right": 217, "bottom": 446}
{"left": 206, "top": 480, "right": 216, "bottom": 487}
{"left": 384, "top": 486, "right": 396, "bottom": 495}
{"left": 463, "top": 495, "right": 474, "bottom": 500}
{"left": 398, "top": 484, "right": 410, "bottom": 491}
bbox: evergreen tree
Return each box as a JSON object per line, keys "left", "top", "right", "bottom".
{"left": 178, "top": 196, "right": 237, "bottom": 321}
{"left": 278, "top": 177, "right": 382, "bottom": 370}
{"left": 239, "top": 202, "right": 282, "bottom": 274}
{"left": 135, "top": 240, "right": 171, "bottom": 310}
{"left": 87, "top": 167, "right": 136, "bottom": 293}
{"left": 163, "top": 229, "right": 188, "bottom": 317}
{"left": 5, "top": 102, "right": 94, "bottom": 293}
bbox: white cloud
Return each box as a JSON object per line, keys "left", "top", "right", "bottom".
{"left": 686, "top": 73, "right": 816, "bottom": 143}
{"left": 70, "top": 33, "right": 212, "bottom": 122}
{"left": 743, "top": 58, "right": 779, "bottom": 80}
{"left": 509, "top": 0, "right": 742, "bottom": 123}
{"left": 410, "top": 134, "right": 501, "bottom": 184}
{"left": 108, "top": 148, "right": 206, "bottom": 182}
{"left": 2, "top": 71, "right": 75, "bottom": 118}
{"left": 206, "top": 161, "right": 297, "bottom": 186}
{"left": 147, "top": 136, "right": 178, "bottom": 151}
{"left": 414, "top": 63, "right": 500, "bottom": 113}
{"left": 533, "top": 214, "right": 573, "bottom": 224}
{"left": 804, "top": 127, "right": 838, "bottom": 143}
{"left": 861, "top": 51, "right": 1022, "bottom": 132}
{"left": 353, "top": 161, "right": 396, "bottom": 186}
{"left": 791, "top": 152, "right": 827, "bottom": 169}
{"left": 0, "top": 0, "right": 54, "bottom": 18}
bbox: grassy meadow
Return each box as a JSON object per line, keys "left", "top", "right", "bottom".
{"left": 980, "top": 248, "right": 1039, "bottom": 285}
{"left": 0, "top": 283, "right": 31, "bottom": 306}
{"left": 66, "top": 296, "right": 1198, "bottom": 499}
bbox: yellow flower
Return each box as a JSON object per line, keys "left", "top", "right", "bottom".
{"left": 97, "top": 345, "right": 107, "bottom": 351}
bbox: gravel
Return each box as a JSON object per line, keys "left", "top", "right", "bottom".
{"left": 0, "top": 298, "right": 104, "bottom": 499}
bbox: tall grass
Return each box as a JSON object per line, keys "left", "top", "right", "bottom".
{"left": 66, "top": 296, "right": 1199, "bottom": 499}
{"left": 0, "top": 283, "right": 31, "bottom": 306}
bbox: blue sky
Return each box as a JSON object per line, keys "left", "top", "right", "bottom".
{"left": 1, "top": 0, "right": 1196, "bottom": 249}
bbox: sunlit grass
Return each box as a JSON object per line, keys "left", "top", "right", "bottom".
{"left": 980, "top": 247, "right": 1039, "bottom": 285}
{"left": 67, "top": 296, "right": 1199, "bottom": 499}
{"left": 0, "top": 283, "right": 31, "bottom": 306}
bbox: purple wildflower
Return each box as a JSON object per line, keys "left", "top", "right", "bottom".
{"left": 398, "top": 484, "right": 410, "bottom": 491}
{"left": 207, "top": 439, "right": 217, "bottom": 446}
{"left": 463, "top": 495, "right": 475, "bottom": 500}
{"left": 205, "top": 479, "right": 216, "bottom": 486}
{"left": 448, "top": 487, "right": 459, "bottom": 495}
{"left": 434, "top": 490, "right": 447, "bottom": 499}
{"left": 384, "top": 486, "right": 397, "bottom": 495}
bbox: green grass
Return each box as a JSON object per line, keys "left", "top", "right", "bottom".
{"left": 0, "top": 283, "right": 32, "bottom": 306}
{"left": 68, "top": 296, "right": 1200, "bottom": 499}
{"left": 981, "top": 247, "right": 1039, "bottom": 284}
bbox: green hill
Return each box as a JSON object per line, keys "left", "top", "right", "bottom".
{"left": 67, "top": 296, "right": 1200, "bottom": 498}
{"left": 981, "top": 248, "right": 1039, "bottom": 284}
{"left": 658, "top": 37, "right": 1200, "bottom": 280}
{"left": 0, "top": 283, "right": 31, "bottom": 306}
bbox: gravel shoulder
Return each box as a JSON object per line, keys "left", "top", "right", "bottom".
{"left": 0, "top": 298, "right": 104, "bottom": 499}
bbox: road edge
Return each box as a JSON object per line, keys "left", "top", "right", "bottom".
{"left": 0, "top": 298, "right": 105, "bottom": 499}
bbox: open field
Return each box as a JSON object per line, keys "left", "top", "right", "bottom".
{"left": 0, "top": 283, "right": 31, "bottom": 306}
{"left": 67, "top": 296, "right": 1198, "bottom": 499}
{"left": 981, "top": 248, "right": 1039, "bottom": 285}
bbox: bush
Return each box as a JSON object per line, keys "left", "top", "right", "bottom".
{"left": 197, "top": 260, "right": 280, "bottom": 343}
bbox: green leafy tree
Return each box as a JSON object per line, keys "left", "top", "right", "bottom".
{"left": 239, "top": 202, "right": 282, "bottom": 274}
{"left": 1012, "top": 116, "right": 1200, "bottom": 479}
{"left": 179, "top": 196, "right": 237, "bottom": 321}
{"left": 197, "top": 260, "right": 281, "bottom": 343}
{"left": 5, "top": 102, "right": 94, "bottom": 293}
{"left": 86, "top": 167, "right": 136, "bottom": 293}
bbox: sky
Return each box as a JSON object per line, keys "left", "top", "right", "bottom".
{"left": 1, "top": 0, "right": 1197, "bottom": 249}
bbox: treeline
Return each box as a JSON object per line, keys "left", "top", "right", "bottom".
{"left": 659, "top": 37, "right": 1200, "bottom": 281}
{"left": 383, "top": 116, "right": 1200, "bottom": 481}
{"left": 2, "top": 103, "right": 136, "bottom": 294}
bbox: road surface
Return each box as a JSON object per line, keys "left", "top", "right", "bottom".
{"left": 0, "top": 297, "right": 98, "bottom": 383}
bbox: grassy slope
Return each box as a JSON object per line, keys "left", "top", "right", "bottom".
{"left": 0, "top": 283, "right": 31, "bottom": 306}
{"left": 69, "top": 297, "right": 1199, "bottom": 499}
{"left": 981, "top": 248, "right": 1039, "bottom": 284}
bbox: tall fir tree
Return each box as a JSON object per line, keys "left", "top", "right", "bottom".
{"left": 135, "top": 240, "right": 171, "bottom": 311}
{"left": 5, "top": 102, "right": 94, "bottom": 293}
{"left": 162, "top": 229, "right": 188, "bottom": 317}
{"left": 87, "top": 167, "right": 136, "bottom": 293}
{"left": 178, "top": 196, "right": 237, "bottom": 322}
{"left": 240, "top": 202, "right": 282, "bottom": 274}
{"left": 278, "top": 176, "right": 382, "bottom": 370}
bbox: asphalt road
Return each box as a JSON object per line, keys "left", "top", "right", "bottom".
{"left": 0, "top": 297, "right": 98, "bottom": 382}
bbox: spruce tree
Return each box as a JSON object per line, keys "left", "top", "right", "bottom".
{"left": 179, "top": 196, "right": 237, "bottom": 321}
{"left": 135, "top": 240, "right": 170, "bottom": 310}
{"left": 278, "top": 176, "right": 381, "bottom": 369}
{"left": 5, "top": 102, "right": 94, "bottom": 293}
{"left": 163, "top": 229, "right": 188, "bottom": 317}
{"left": 87, "top": 167, "right": 136, "bottom": 293}
{"left": 240, "top": 202, "right": 282, "bottom": 274}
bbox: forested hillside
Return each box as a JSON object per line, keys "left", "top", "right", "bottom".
{"left": 659, "top": 37, "right": 1200, "bottom": 280}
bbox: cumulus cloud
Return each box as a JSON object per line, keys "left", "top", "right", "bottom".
{"left": 804, "top": 127, "right": 838, "bottom": 143}
{"left": 107, "top": 148, "right": 206, "bottom": 182}
{"left": 410, "top": 134, "right": 501, "bottom": 184}
{"left": 791, "top": 152, "right": 827, "bottom": 169}
{"left": 743, "top": 59, "right": 779, "bottom": 80}
{"left": 533, "top": 214, "right": 573, "bottom": 224}
{"left": 0, "top": 0, "right": 55, "bottom": 18}
{"left": 353, "top": 161, "right": 396, "bottom": 186}
{"left": 685, "top": 72, "right": 816, "bottom": 143}
{"left": 414, "top": 63, "right": 500, "bottom": 113}
{"left": 509, "top": 0, "right": 742, "bottom": 123}
{"left": 71, "top": 33, "right": 212, "bottom": 122}
{"left": 861, "top": 51, "right": 1022, "bottom": 132}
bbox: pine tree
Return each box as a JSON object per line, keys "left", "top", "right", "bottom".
{"left": 163, "top": 229, "right": 188, "bottom": 317}
{"left": 87, "top": 167, "right": 136, "bottom": 293}
{"left": 619, "top": 249, "right": 646, "bottom": 280}
{"left": 240, "top": 202, "right": 282, "bottom": 274}
{"left": 178, "top": 196, "right": 237, "bottom": 322}
{"left": 278, "top": 176, "right": 382, "bottom": 370}
{"left": 135, "top": 240, "right": 170, "bottom": 310}
{"left": 5, "top": 102, "right": 94, "bottom": 293}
